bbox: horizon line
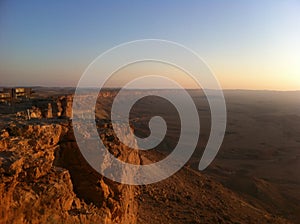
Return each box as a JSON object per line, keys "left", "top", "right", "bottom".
{"left": 1, "top": 86, "right": 300, "bottom": 92}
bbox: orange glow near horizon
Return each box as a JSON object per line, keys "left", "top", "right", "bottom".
{"left": 103, "top": 61, "right": 300, "bottom": 91}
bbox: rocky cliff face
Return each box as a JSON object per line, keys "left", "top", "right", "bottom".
{"left": 14, "top": 95, "right": 73, "bottom": 120}
{"left": 0, "top": 120, "right": 140, "bottom": 224}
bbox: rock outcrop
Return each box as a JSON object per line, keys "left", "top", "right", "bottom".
{"left": 0, "top": 120, "right": 140, "bottom": 224}
{"left": 14, "top": 95, "right": 73, "bottom": 120}
{"left": 46, "top": 103, "right": 53, "bottom": 118}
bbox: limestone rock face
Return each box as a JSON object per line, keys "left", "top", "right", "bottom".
{"left": 65, "top": 95, "right": 73, "bottom": 118}
{"left": 57, "top": 99, "right": 63, "bottom": 117}
{"left": 0, "top": 121, "right": 140, "bottom": 224}
{"left": 56, "top": 96, "right": 73, "bottom": 118}
{"left": 46, "top": 103, "right": 53, "bottom": 118}
{"left": 14, "top": 95, "right": 73, "bottom": 120}
{"left": 29, "top": 106, "right": 42, "bottom": 119}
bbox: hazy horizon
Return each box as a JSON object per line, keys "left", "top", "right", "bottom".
{"left": 1, "top": 85, "right": 300, "bottom": 92}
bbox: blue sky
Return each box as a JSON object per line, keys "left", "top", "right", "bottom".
{"left": 0, "top": 0, "right": 299, "bottom": 89}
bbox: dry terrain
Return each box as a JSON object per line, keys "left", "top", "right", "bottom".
{"left": 0, "top": 87, "right": 299, "bottom": 223}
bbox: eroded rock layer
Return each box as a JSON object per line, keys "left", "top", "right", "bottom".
{"left": 0, "top": 120, "right": 140, "bottom": 224}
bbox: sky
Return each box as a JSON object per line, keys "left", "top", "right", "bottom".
{"left": 0, "top": 0, "right": 299, "bottom": 90}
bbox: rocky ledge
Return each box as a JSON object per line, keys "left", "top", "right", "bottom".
{"left": 0, "top": 119, "right": 140, "bottom": 224}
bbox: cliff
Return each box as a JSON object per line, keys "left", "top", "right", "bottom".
{"left": 0, "top": 120, "right": 140, "bottom": 224}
